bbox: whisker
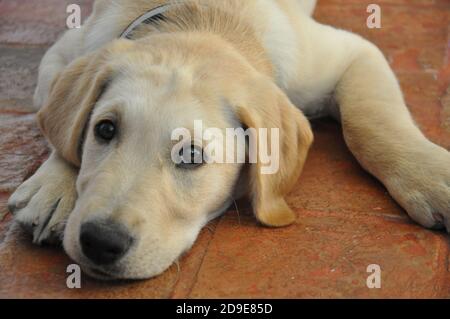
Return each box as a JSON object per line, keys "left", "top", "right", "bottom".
{"left": 172, "top": 260, "right": 181, "bottom": 286}
{"left": 232, "top": 197, "right": 241, "bottom": 225}
{"left": 205, "top": 225, "right": 215, "bottom": 234}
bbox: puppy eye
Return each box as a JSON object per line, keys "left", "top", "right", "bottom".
{"left": 177, "top": 145, "right": 204, "bottom": 169}
{"left": 95, "top": 120, "right": 116, "bottom": 142}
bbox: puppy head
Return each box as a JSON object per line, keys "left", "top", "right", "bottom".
{"left": 38, "top": 35, "right": 313, "bottom": 280}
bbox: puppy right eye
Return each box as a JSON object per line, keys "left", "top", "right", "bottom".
{"left": 95, "top": 120, "right": 116, "bottom": 142}
{"left": 177, "top": 144, "right": 205, "bottom": 169}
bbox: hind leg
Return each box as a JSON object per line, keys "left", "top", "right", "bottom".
{"left": 334, "top": 41, "right": 450, "bottom": 231}
{"left": 296, "top": 19, "right": 450, "bottom": 231}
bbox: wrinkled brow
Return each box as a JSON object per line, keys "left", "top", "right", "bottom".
{"left": 78, "top": 77, "right": 114, "bottom": 161}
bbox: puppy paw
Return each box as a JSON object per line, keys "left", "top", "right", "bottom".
{"left": 8, "top": 153, "right": 78, "bottom": 245}
{"left": 386, "top": 144, "right": 450, "bottom": 232}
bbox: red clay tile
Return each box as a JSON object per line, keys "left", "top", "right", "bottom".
{"left": 0, "top": 223, "right": 218, "bottom": 299}
{"left": 171, "top": 220, "right": 220, "bottom": 299}
{"left": 0, "top": 114, "right": 48, "bottom": 193}
{"left": 0, "top": 192, "right": 12, "bottom": 243}
{"left": 0, "top": 0, "right": 93, "bottom": 45}
{"left": 321, "top": 0, "right": 450, "bottom": 6}
{"left": 315, "top": 2, "right": 449, "bottom": 72}
{"left": 188, "top": 210, "right": 449, "bottom": 298}
{"left": 442, "top": 86, "right": 450, "bottom": 133}
{"left": 0, "top": 224, "right": 169, "bottom": 298}
{"left": 0, "top": 46, "right": 48, "bottom": 109}
{"left": 398, "top": 73, "right": 450, "bottom": 148}
{"left": 289, "top": 120, "right": 408, "bottom": 221}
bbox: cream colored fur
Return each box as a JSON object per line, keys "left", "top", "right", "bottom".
{"left": 8, "top": 0, "right": 450, "bottom": 280}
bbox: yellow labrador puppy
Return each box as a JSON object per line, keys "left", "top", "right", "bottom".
{"left": 8, "top": 0, "right": 450, "bottom": 280}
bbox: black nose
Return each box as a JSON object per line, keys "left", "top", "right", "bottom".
{"left": 80, "top": 221, "right": 133, "bottom": 265}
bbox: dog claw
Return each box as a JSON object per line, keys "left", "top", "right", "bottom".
{"left": 7, "top": 200, "right": 27, "bottom": 215}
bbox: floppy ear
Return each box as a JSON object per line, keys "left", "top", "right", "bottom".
{"left": 233, "top": 78, "right": 314, "bottom": 227}
{"left": 37, "top": 40, "right": 133, "bottom": 167}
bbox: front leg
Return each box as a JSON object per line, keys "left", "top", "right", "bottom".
{"left": 8, "top": 152, "right": 78, "bottom": 244}
{"left": 332, "top": 36, "right": 450, "bottom": 231}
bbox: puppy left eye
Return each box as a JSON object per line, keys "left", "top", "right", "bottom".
{"left": 95, "top": 120, "right": 116, "bottom": 142}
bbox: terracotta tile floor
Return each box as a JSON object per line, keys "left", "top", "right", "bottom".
{"left": 0, "top": 0, "right": 449, "bottom": 298}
